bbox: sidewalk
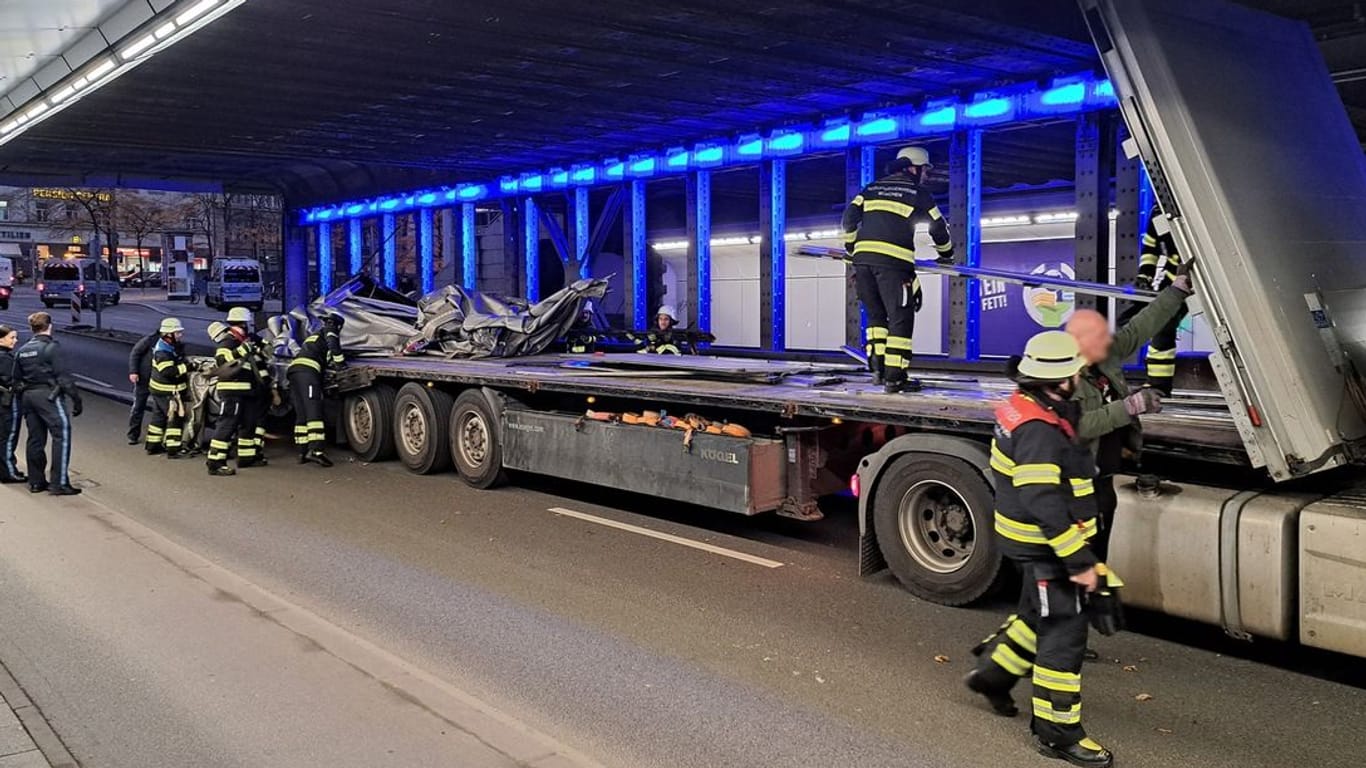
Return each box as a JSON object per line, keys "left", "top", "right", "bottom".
{"left": 0, "top": 662, "right": 70, "bottom": 768}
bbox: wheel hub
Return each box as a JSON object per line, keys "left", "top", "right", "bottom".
{"left": 400, "top": 404, "right": 427, "bottom": 455}
{"left": 898, "top": 480, "right": 976, "bottom": 575}
{"left": 351, "top": 399, "right": 373, "bottom": 443}
{"left": 458, "top": 412, "right": 489, "bottom": 467}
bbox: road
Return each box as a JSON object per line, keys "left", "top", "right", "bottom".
{"left": 0, "top": 384, "right": 1358, "bottom": 767}
{"left": 0, "top": 284, "right": 252, "bottom": 348}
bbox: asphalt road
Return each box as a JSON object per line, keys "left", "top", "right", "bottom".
{"left": 0, "top": 381, "right": 1358, "bottom": 768}
{"left": 0, "top": 284, "right": 235, "bottom": 349}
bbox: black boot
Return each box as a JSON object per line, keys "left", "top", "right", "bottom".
{"left": 28, "top": 482, "right": 48, "bottom": 494}
{"left": 145, "top": 445, "right": 166, "bottom": 456}
{"left": 49, "top": 485, "right": 82, "bottom": 496}
{"left": 964, "top": 670, "right": 1018, "bottom": 718}
{"left": 0, "top": 473, "right": 25, "bottom": 484}
{"left": 1035, "top": 737, "right": 1114, "bottom": 768}
{"left": 868, "top": 357, "right": 885, "bottom": 387}
{"left": 304, "top": 451, "right": 334, "bottom": 468}
{"left": 167, "top": 449, "right": 192, "bottom": 460}
{"left": 206, "top": 462, "right": 237, "bottom": 477}
{"left": 884, "top": 378, "right": 923, "bottom": 394}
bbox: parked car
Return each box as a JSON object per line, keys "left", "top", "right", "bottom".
{"left": 38, "top": 258, "right": 121, "bottom": 309}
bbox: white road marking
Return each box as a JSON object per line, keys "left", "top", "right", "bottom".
{"left": 548, "top": 506, "right": 785, "bottom": 568}
{"left": 73, "top": 373, "right": 117, "bottom": 389}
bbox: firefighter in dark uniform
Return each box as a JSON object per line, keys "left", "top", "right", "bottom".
{"left": 964, "top": 331, "right": 1115, "bottom": 768}
{"left": 145, "top": 318, "right": 192, "bottom": 459}
{"left": 207, "top": 318, "right": 259, "bottom": 476}
{"left": 841, "top": 146, "right": 954, "bottom": 393}
{"left": 288, "top": 312, "right": 346, "bottom": 467}
{"left": 1134, "top": 206, "right": 1187, "bottom": 395}
{"left": 13, "top": 312, "right": 82, "bottom": 495}
{"left": 0, "top": 324, "right": 25, "bottom": 484}
{"left": 227, "top": 307, "right": 273, "bottom": 464}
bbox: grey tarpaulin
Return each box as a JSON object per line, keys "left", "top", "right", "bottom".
{"left": 267, "top": 274, "right": 608, "bottom": 358}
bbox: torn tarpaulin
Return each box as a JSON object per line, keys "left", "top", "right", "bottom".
{"left": 271, "top": 274, "right": 608, "bottom": 358}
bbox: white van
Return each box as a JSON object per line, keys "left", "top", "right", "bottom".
{"left": 0, "top": 257, "right": 12, "bottom": 310}
{"left": 205, "top": 258, "right": 264, "bottom": 311}
{"left": 38, "top": 258, "right": 121, "bottom": 308}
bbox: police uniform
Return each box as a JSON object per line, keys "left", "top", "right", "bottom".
{"left": 0, "top": 343, "right": 23, "bottom": 483}
{"left": 1136, "top": 207, "right": 1187, "bottom": 394}
{"left": 13, "top": 334, "right": 81, "bottom": 494}
{"left": 841, "top": 147, "right": 953, "bottom": 391}
{"left": 287, "top": 319, "right": 345, "bottom": 465}
{"left": 967, "top": 331, "right": 1114, "bottom": 768}
{"left": 207, "top": 330, "right": 258, "bottom": 475}
{"left": 146, "top": 327, "right": 190, "bottom": 457}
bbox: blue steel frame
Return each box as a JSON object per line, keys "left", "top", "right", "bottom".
{"left": 629, "top": 180, "right": 647, "bottom": 329}
{"left": 460, "top": 203, "right": 477, "bottom": 290}
{"left": 318, "top": 221, "right": 333, "bottom": 295}
{"left": 348, "top": 218, "right": 362, "bottom": 275}
{"left": 766, "top": 160, "right": 786, "bottom": 350}
{"left": 418, "top": 208, "right": 434, "bottom": 295}
{"left": 574, "top": 187, "right": 590, "bottom": 267}
{"left": 957, "top": 130, "right": 983, "bottom": 359}
{"left": 695, "top": 170, "right": 711, "bottom": 332}
{"left": 524, "top": 196, "right": 540, "bottom": 301}
{"left": 381, "top": 213, "right": 397, "bottom": 289}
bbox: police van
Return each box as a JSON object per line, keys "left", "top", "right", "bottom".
{"left": 37, "top": 258, "right": 121, "bottom": 308}
{"left": 205, "top": 258, "right": 264, "bottom": 311}
{"left": 0, "top": 256, "right": 12, "bottom": 310}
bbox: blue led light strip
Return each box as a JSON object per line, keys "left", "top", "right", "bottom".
{"left": 768, "top": 160, "right": 786, "bottom": 351}
{"left": 460, "top": 204, "right": 477, "bottom": 291}
{"left": 348, "top": 219, "right": 362, "bottom": 275}
{"left": 524, "top": 197, "right": 540, "bottom": 302}
{"left": 381, "top": 214, "right": 397, "bottom": 289}
{"left": 418, "top": 208, "right": 434, "bottom": 295}
{"left": 630, "top": 180, "right": 648, "bottom": 330}
{"left": 574, "top": 187, "right": 590, "bottom": 267}
{"left": 695, "top": 170, "right": 711, "bottom": 333}
{"left": 299, "top": 75, "right": 1116, "bottom": 223}
{"left": 318, "top": 222, "right": 333, "bottom": 295}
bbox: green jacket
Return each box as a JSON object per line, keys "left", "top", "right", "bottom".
{"left": 1073, "top": 287, "right": 1189, "bottom": 455}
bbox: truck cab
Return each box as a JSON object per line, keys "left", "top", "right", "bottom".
{"left": 205, "top": 258, "right": 264, "bottom": 311}
{"left": 37, "top": 257, "right": 121, "bottom": 309}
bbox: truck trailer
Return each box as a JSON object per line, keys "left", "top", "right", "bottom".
{"left": 318, "top": 0, "right": 1366, "bottom": 659}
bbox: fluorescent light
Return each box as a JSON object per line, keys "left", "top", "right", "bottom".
{"left": 153, "top": 21, "right": 178, "bottom": 40}
{"left": 48, "top": 86, "right": 77, "bottom": 104}
{"left": 85, "top": 59, "right": 117, "bottom": 81}
{"left": 119, "top": 33, "right": 159, "bottom": 60}
{"left": 24, "top": 103, "right": 48, "bottom": 120}
{"left": 0, "top": 121, "right": 19, "bottom": 135}
{"left": 176, "top": 0, "right": 221, "bottom": 26}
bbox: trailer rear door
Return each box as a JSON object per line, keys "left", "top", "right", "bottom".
{"left": 1082, "top": 0, "right": 1366, "bottom": 480}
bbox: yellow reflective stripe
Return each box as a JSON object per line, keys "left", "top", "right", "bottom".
{"left": 1080, "top": 518, "right": 1098, "bottom": 539}
{"left": 1139, "top": 255, "right": 1161, "bottom": 267}
{"left": 994, "top": 512, "right": 1048, "bottom": 544}
{"left": 1032, "top": 697, "right": 1081, "bottom": 724}
{"left": 990, "top": 441, "right": 1015, "bottom": 476}
{"left": 1146, "top": 348, "right": 1177, "bottom": 361}
{"left": 885, "top": 335, "right": 912, "bottom": 352}
{"left": 1034, "top": 666, "right": 1081, "bottom": 693}
{"left": 215, "top": 349, "right": 235, "bottom": 364}
{"left": 1006, "top": 620, "right": 1037, "bottom": 654}
{"left": 1050, "top": 527, "right": 1087, "bottom": 558}
{"left": 843, "top": 231, "right": 858, "bottom": 244}
{"left": 863, "top": 199, "right": 914, "bottom": 218}
{"left": 1142, "top": 234, "right": 1159, "bottom": 247}
{"left": 934, "top": 240, "right": 954, "bottom": 253}
{"left": 884, "top": 353, "right": 907, "bottom": 368}
{"left": 330, "top": 354, "right": 345, "bottom": 364}
{"left": 928, "top": 206, "right": 944, "bottom": 220}
{"left": 851, "top": 195, "right": 864, "bottom": 207}
{"left": 152, "top": 359, "right": 176, "bottom": 371}
{"left": 290, "top": 357, "right": 322, "bottom": 372}
{"left": 991, "top": 644, "right": 1032, "bottom": 677}
{"left": 865, "top": 326, "right": 888, "bottom": 341}
{"left": 217, "top": 381, "right": 253, "bottom": 391}
{"left": 853, "top": 240, "right": 916, "bottom": 262}
{"left": 149, "top": 382, "right": 187, "bottom": 393}
{"left": 1070, "top": 478, "right": 1095, "bottom": 497}
{"left": 1147, "top": 364, "right": 1176, "bottom": 377}
{"left": 1012, "top": 463, "right": 1061, "bottom": 486}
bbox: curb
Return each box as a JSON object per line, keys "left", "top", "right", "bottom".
{"left": 0, "top": 656, "right": 77, "bottom": 768}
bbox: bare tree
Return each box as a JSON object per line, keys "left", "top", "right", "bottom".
{"left": 116, "top": 192, "right": 178, "bottom": 283}
{"left": 182, "top": 192, "right": 236, "bottom": 260}
{"left": 56, "top": 188, "right": 119, "bottom": 328}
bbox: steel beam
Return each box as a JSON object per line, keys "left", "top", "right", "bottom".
{"left": 439, "top": 208, "right": 456, "bottom": 287}
{"left": 759, "top": 159, "right": 786, "bottom": 351}
{"left": 283, "top": 221, "right": 308, "bottom": 310}
{"left": 539, "top": 204, "right": 572, "bottom": 266}
{"left": 417, "top": 208, "right": 434, "bottom": 295}
{"left": 500, "top": 198, "right": 522, "bottom": 298}
{"left": 460, "top": 203, "right": 477, "bottom": 290}
{"left": 348, "top": 218, "right": 362, "bottom": 276}
{"left": 1113, "top": 124, "right": 1142, "bottom": 290}
{"left": 573, "top": 187, "right": 590, "bottom": 281}
{"left": 624, "top": 180, "right": 648, "bottom": 329}
{"left": 843, "top": 146, "right": 875, "bottom": 349}
{"left": 317, "top": 221, "right": 333, "bottom": 295}
{"left": 949, "top": 130, "right": 983, "bottom": 359}
{"left": 1074, "top": 112, "right": 1115, "bottom": 315}
{"left": 524, "top": 197, "right": 540, "bottom": 302}
{"left": 686, "top": 170, "right": 712, "bottom": 332}
{"left": 381, "top": 213, "right": 397, "bottom": 289}
{"left": 585, "top": 186, "right": 625, "bottom": 277}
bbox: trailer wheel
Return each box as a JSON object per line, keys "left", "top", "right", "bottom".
{"left": 872, "top": 453, "right": 1000, "bottom": 606}
{"left": 344, "top": 384, "right": 397, "bottom": 462}
{"left": 393, "top": 383, "right": 453, "bottom": 475}
{"left": 449, "top": 390, "right": 504, "bottom": 489}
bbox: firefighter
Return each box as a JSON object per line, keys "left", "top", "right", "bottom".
{"left": 13, "top": 312, "right": 82, "bottom": 495}
{"left": 642, "top": 305, "right": 684, "bottom": 355}
{"left": 0, "top": 324, "right": 25, "bottom": 484}
{"left": 227, "top": 307, "right": 273, "bottom": 465}
{"left": 1134, "top": 206, "right": 1187, "bottom": 395}
{"left": 841, "top": 146, "right": 954, "bottom": 393}
{"left": 288, "top": 312, "right": 346, "bottom": 466}
{"left": 965, "top": 330, "right": 1112, "bottom": 768}
{"left": 206, "top": 316, "right": 259, "bottom": 476}
{"left": 145, "top": 318, "right": 192, "bottom": 459}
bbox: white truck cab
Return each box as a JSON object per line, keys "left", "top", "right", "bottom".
{"left": 205, "top": 258, "right": 264, "bottom": 311}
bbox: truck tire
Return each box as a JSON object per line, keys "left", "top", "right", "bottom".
{"left": 393, "top": 383, "right": 453, "bottom": 475}
{"left": 872, "top": 453, "right": 1001, "bottom": 606}
{"left": 449, "top": 390, "right": 505, "bottom": 489}
{"left": 344, "top": 384, "right": 397, "bottom": 462}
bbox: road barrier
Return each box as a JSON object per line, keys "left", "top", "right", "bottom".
{"left": 70, "top": 294, "right": 81, "bottom": 326}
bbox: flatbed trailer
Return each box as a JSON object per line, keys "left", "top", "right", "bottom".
{"left": 317, "top": 0, "right": 1366, "bottom": 660}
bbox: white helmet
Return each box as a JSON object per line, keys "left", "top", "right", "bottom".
{"left": 207, "top": 321, "right": 230, "bottom": 342}
{"left": 226, "top": 306, "right": 251, "bottom": 324}
{"left": 897, "top": 146, "right": 932, "bottom": 168}
{"left": 159, "top": 317, "right": 184, "bottom": 335}
{"left": 656, "top": 305, "right": 678, "bottom": 323}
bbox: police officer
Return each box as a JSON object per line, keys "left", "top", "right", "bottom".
{"left": 126, "top": 325, "right": 157, "bottom": 444}
{"left": 146, "top": 318, "right": 192, "bottom": 459}
{"left": 13, "top": 312, "right": 82, "bottom": 495}
{"left": 227, "top": 307, "right": 273, "bottom": 465}
{"left": 1134, "top": 206, "right": 1187, "bottom": 395}
{"left": 288, "top": 312, "right": 345, "bottom": 467}
{"left": 965, "top": 331, "right": 1112, "bottom": 768}
{"left": 206, "top": 317, "right": 258, "bottom": 476}
{"left": 841, "top": 146, "right": 954, "bottom": 393}
{"left": 0, "top": 324, "right": 25, "bottom": 484}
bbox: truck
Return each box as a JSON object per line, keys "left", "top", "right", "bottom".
{"left": 314, "top": 0, "right": 1366, "bottom": 659}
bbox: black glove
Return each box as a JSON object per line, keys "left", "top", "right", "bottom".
{"left": 913, "top": 284, "right": 924, "bottom": 312}
{"left": 1084, "top": 565, "right": 1126, "bottom": 636}
{"left": 71, "top": 396, "right": 83, "bottom": 418}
